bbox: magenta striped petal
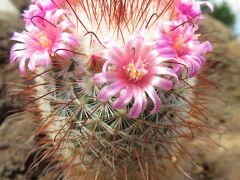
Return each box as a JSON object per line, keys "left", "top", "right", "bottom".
{"left": 28, "top": 52, "right": 37, "bottom": 71}
{"left": 11, "top": 32, "right": 29, "bottom": 43}
{"left": 19, "top": 58, "right": 27, "bottom": 73}
{"left": 129, "top": 87, "right": 143, "bottom": 118}
{"left": 124, "top": 38, "right": 134, "bottom": 59}
{"left": 141, "top": 92, "right": 148, "bottom": 112}
{"left": 112, "top": 87, "right": 133, "bottom": 109}
{"left": 94, "top": 72, "right": 119, "bottom": 85}
{"left": 10, "top": 49, "right": 25, "bottom": 63}
{"left": 97, "top": 81, "right": 125, "bottom": 101}
{"left": 52, "top": 43, "right": 73, "bottom": 58}
{"left": 109, "top": 45, "right": 124, "bottom": 63}
{"left": 157, "top": 47, "right": 177, "bottom": 58}
{"left": 39, "top": 50, "right": 51, "bottom": 66}
{"left": 152, "top": 67, "right": 179, "bottom": 81}
{"left": 145, "top": 86, "right": 161, "bottom": 114}
{"left": 133, "top": 35, "right": 144, "bottom": 56}
{"left": 59, "top": 32, "right": 79, "bottom": 48}
{"left": 152, "top": 77, "right": 173, "bottom": 91}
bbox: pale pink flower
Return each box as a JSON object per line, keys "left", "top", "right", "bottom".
{"left": 176, "top": 0, "right": 214, "bottom": 21}
{"left": 10, "top": 23, "right": 79, "bottom": 72}
{"left": 156, "top": 19, "right": 212, "bottom": 77}
{"left": 32, "top": 0, "right": 79, "bottom": 8}
{"left": 23, "top": 0, "right": 66, "bottom": 27}
{"left": 94, "top": 35, "right": 179, "bottom": 118}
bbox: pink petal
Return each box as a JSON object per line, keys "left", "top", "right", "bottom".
{"left": 10, "top": 49, "right": 25, "bottom": 63}
{"left": 153, "top": 66, "right": 178, "bottom": 79}
{"left": 157, "top": 47, "right": 177, "bottom": 58}
{"left": 109, "top": 45, "right": 124, "bottom": 63}
{"left": 199, "top": 41, "right": 212, "bottom": 54}
{"left": 133, "top": 35, "right": 144, "bottom": 56}
{"left": 142, "top": 92, "right": 147, "bottom": 112}
{"left": 112, "top": 87, "right": 133, "bottom": 109}
{"left": 102, "top": 60, "right": 111, "bottom": 72}
{"left": 129, "top": 87, "right": 143, "bottom": 118}
{"left": 97, "top": 80, "right": 125, "bottom": 101}
{"left": 28, "top": 52, "right": 38, "bottom": 71}
{"left": 58, "top": 32, "right": 79, "bottom": 48}
{"left": 145, "top": 86, "right": 161, "bottom": 114}
{"left": 38, "top": 50, "right": 51, "bottom": 66}
{"left": 11, "top": 43, "right": 26, "bottom": 52}
{"left": 124, "top": 38, "right": 134, "bottom": 59}
{"left": 11, "top": 32, "right": 29, "bottom": 43}
{"left": 153, "top": 66, "right": 179, "bottom": 87}
{"left": 94, "top": 72, "right": 119, "bottom": 85}
{"left": 152, "top": 77, "right": 173, "bottom": 91}
{"left": 52, "top": 43, "right": 72, "bottom": 58}
{"left": 19, "top": 57, "right": 27, "bottom": 73}
{"left": 58, "top": 18, "right": 75, "bottom": 30}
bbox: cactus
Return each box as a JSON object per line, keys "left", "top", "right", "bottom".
{"left": 9, "top": 0, "right": 215, "bottom": 179}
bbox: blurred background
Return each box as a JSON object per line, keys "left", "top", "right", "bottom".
{"left": 211, "top": 0, "right": 240, "bottom": 36}
{"left": 0, "top": 0, "right": 240, "bottom": 179}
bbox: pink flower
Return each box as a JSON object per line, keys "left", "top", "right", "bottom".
{"left": 177, "top": 0, "right": 214, "bottom": 21}
{"left": 94, "top": 35, "right": 179, "bottom": 118}
{"left": 23, "top": 0, "right": 65, "bottom": 27}
{"left": 32, "top": 0, "right": 79, "bottom": 8}
{"left": 10, "top": 23, "right": 79, "bottom": 72}
{"left": 156, "top": 19, "right": 212, "bottom": 77}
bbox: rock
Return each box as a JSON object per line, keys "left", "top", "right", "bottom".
{"left": 191, "top": 16, "right": 240, "bottom": 180}
{"left": 0, "top": 64, "right": 25, "bottom": 125}
{"left": 0, "top": 113, "right": 37, "bottom": 180}
{"left": 0, "top": 0, "right": 23, "bottom": 64}
{"left": 10, "top": 0, "right": 31, "bottom": 12}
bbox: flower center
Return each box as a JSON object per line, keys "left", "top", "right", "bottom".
{"left": 125, "top": 57, "right": 148, "bottom": 82}
{"left": 35, "top": 31, "right": 51, "bottom": 48}
{"left": 174, "top": 35, "right": 186, "bottom": 50}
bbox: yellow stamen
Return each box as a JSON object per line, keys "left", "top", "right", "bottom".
{"left": 125, "top": 58, "right": 148, "bottom": 81}
{"left": 35, "top": 31, "right": 51, "bottom": 48}
{"left": 174, "top": 35, "right": 186, "bottom": 50}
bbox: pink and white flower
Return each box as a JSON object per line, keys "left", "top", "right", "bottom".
{"left": 32, "top": 0, "right": 78, "bottom": 8}
{"left": 23, "top": 0, "right": 66, "bottom": 27}
{"left": 176, "top": 0, "right": 214, "bottom": 21}
{"left": 94, "top": 35, "right": 179, "bottom": 118}
{"left": 10, "top": 23, "right": 79, "bottom": 72}
{"left": 156, "top": 19, "right": 212, "bottom": 77}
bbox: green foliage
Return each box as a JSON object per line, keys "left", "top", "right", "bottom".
{"left": 208, "top": 2, "right": 236, "bottom": 27}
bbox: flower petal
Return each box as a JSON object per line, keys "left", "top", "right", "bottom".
{"left": 97, "top": 80, "right": 125, "bottom": 101}
{"left": 108, "top": 45, "right": 124, "bottom": 63}
{"left": 152, "top": 66, "right": 179, "bottom": 87}
{"left": 129, "top": 87, "right": 143, "bottom": 118}
{"left": 58, "top": 32, "right": 79, "bottom": 48}
{"left": 112, "top": 87, "right": 133, "bottom": 109}
{"left": 152, "top": 77, "right": 173, "bottom": 91}
{"left": 145, "top": 86, "right": 161, "bottom": 114}
{"left": 94, "top": 72, "right": 119, "bottom": 85}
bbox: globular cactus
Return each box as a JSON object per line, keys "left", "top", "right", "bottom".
{"left": 9, "top": 0, "right": 215, "bottom": 179}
